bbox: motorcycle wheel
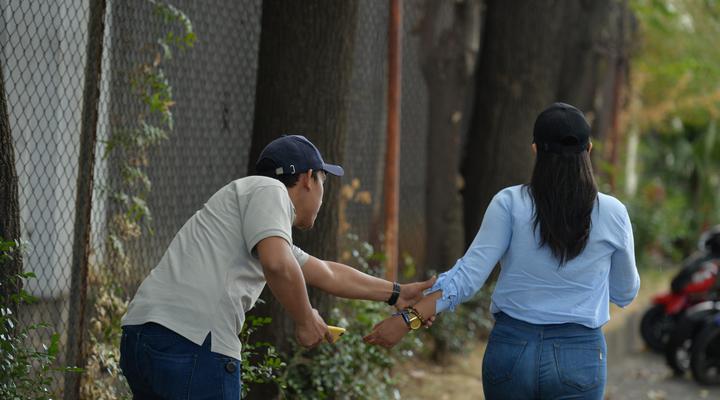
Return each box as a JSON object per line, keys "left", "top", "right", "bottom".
{"left": 640, "top": 304, "right": 674, "bottom": 353}
{"left": 690, "top": 322, "right": 720, "bottom": 385}
{"left": 665, "top": 314, "right": 696, "bottom": 375}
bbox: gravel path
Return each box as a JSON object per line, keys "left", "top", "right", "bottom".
{"left": 605, "top": 348, "right": 720, "bottom": 400}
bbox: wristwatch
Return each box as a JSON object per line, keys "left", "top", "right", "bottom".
{"left": 397, "top": 307, "right": 425, "bottom": 330}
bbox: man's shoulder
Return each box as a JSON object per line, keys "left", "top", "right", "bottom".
{"left": 231, "top": 176, "right": 288, "bottom": 196}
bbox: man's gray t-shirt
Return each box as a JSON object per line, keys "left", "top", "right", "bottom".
{"left": 122, "top": 176, "right": 309, "bottom": 359}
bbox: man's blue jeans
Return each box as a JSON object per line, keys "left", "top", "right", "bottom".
{"left": 482, "top": 312, "right": 607, "bottom": 400}
{"left": 120, "top": 322, "right": 242, "bottom": 399}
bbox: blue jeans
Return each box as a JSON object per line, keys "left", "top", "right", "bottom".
{"left": 482, "top": 312, "right": 607, "bottom": 400}
{"left": 120, "top": 323, "right": 242, "bottom": 399}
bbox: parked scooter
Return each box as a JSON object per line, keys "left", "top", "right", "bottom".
{"left": 640, "top": 227, "right": 720, "bottom": 353}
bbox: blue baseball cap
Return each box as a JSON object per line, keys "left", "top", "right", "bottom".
{"left": 256, "top": 135, "right": 344, "bottom": 177}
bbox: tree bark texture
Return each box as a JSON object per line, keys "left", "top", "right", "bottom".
{"left": 246, "top": 1, "right": 358, "bottom": 397}
{"left": 0, "top": 58, "right": 22, "bottom": 306}
{"left": 461, "top": 0, "right": 616, "bottom": 245}
{"left": 420, "top": 0, "right": 481, "bottom": 275}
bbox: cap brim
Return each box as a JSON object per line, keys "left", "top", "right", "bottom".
{"left": 322, "top": 163, "right": 344, "bottom": 176}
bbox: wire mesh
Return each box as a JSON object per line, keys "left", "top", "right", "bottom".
{"left": 3, "top": 0, "right": 262, "bottom": 394}
{"left": 100, "top": 0, "right": 262, "bottom": 288}
{"left": 399, "top": 0, "right": 430, "bottom": 271}
{"left": 2, "top": 0, "right": 90, "bottom": 361}
{"left": 341, "top": 0, "right": 389, "bottom": 245}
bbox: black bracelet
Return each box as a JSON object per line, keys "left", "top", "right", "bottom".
{"left": 386, "top": 282, "right": 401, "bottom": 306}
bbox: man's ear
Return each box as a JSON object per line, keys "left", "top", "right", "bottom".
{"left": 302, "top": 169, "right": 314, "bottom": 189}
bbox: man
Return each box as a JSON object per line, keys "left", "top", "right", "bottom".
{"left": 119, "top": 134, "right": 435, "bottom": 399}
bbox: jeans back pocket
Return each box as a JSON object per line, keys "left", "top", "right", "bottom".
{"left": 482, "top": 335, "right": 528, "bottom": 384}
{"left": 553, "top": 343, "right": 603, "bottom": 391}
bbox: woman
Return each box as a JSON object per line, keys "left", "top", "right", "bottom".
{"left": 364, "top": 103, "right": 640, "bottom": 400}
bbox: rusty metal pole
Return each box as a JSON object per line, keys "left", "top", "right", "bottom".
{"left": 64, "top": 0, "right": 107, "bottom": 398}
{"left": 384, "top": 0, "right": 402, "bottom": 282}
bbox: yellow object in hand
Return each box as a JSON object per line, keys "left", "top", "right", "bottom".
{"left": 326, "top": 325, "right": 346, "bottom": 343}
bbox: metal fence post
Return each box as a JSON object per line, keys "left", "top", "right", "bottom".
{"left": 384, "top": 0, "right": 402, "bottom": 282}
{"left": 64, "top": 0, "right": 108, "bottom": 398}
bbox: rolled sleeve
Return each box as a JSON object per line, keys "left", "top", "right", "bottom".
{"left": 292, "top": 245, "right": 310, "bottom": 267}
{"left": 429, "top": 269, "right": 462, "bottom": 313}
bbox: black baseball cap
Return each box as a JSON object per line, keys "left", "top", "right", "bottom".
{"left": 256, "top": 135, "right": 344, "bottom": 177}
{"left": 533, "top": 102, "right": 591, "bottom": 154}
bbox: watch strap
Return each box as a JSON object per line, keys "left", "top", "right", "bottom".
{"left": 386, "top": 281, "right": 401, "bottom": 306}
{"left": 394, "top": 310, "right": 411, "bottom": 328}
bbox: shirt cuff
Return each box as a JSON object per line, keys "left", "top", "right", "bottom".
{"left": 428, "top": 270, "right": 461, "bottom": 313}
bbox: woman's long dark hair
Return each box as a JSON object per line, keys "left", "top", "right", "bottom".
{"left": 526, "top": 149, "right": 598, "bottom": 265}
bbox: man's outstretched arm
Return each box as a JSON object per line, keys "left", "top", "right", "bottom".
{"left": 301, "top": 256, "right": 436, "bottom": 309}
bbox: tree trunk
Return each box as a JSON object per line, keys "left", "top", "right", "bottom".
{"left": 0, "top": 59, "right": 22, "bottom": 306}
{"left": 420, "top": 1, "right": 483, "bottom": 362}
{"left": 245, "top": 1, "right": 358, "bottom": 397}
{"left": 556, "top": 1, "right": 618, "bottom": 113}
{"left": 461, "top": 0, "right": 609, "bottom": 245}
{"left": 64, "top": 0, "right": 108, "bottom": 397}
{"left": 420, "top": 0, "right": 481, "bottom": 275}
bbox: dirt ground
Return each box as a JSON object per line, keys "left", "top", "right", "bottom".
{"left": 393, "top": 269, "right": 720, "bottom": 399}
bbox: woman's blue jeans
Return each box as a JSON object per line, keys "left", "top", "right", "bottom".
{"left": 120, "top": 322, "right": 242, "bottom": 399}
{"left": 482, "top": 312, "right": 607, "bottom": 400}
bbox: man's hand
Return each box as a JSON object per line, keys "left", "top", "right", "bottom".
{"left": 296, "top": 308, "right": 332, "bottom": 348}
{"left": 396, "top": 276, "right": 437, "bottom": 310}
{"left": 363, "top": 315, "right": 410, "bottom": 349}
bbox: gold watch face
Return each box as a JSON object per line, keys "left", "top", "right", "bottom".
{"left": 409, "top": 316, "right": 422, "bottom": 330}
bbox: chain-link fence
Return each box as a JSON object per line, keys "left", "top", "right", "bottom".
{"left": 102, "top": 0, "right": 262, "bottom": 288}
{"left": 2, "top": 0, "right": 443, "bottom": 395}
{"left": 2, "top": 0, "right": 263, "bottom": 394}
{"left": 2, "top": 0, "right": 91, "bottom": 355}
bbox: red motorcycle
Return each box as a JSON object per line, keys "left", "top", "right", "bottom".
{"left": 640, "top": 253, "right": 720, "bottom": 353}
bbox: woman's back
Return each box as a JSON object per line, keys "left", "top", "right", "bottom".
{"left": 491, "top": 185, "right": 638, "bottom": 328}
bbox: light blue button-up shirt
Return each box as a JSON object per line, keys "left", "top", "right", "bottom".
{"left": 430, "top": 185, "right": 640, "bottom": 328}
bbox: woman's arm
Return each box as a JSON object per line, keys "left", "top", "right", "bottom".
{"left": 428, "top": 190, "right": 514, "bottom": 313}
{"left": 609, "top": 209, "right": 641, "bottom": 307}
{"left": 363, "top": 291, "right": 442, "bottom": 348}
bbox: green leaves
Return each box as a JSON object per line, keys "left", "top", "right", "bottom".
{"left": 239, "top": 315, "right": 287, "bottom": 397}
{"left": 0, "top": 266, "right": 81, "bottom": 398}
{"left": 632, "top": 0, "right": 720, "bottom": 128}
